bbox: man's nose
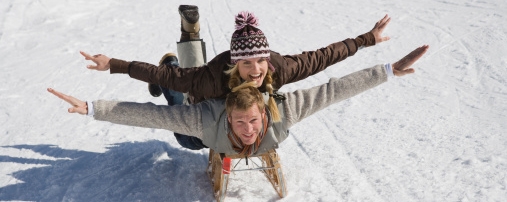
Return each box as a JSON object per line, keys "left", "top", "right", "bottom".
{"left": 243, "top": 123, "right": 254, "bottom": 132}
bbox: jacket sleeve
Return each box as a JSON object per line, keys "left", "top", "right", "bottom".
{"left": 92, "top": 100, "right": 205, "bottom": 139}
{"left": 282, "top": 64, "right": 387, "bottom": 128}
{"left": 108, "top": 51, "right": 230, "bottom": 97}
{"left": 273, "top": 32, "right": 376, "bottom": 88}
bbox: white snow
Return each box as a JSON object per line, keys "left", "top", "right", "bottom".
{"left": 1, "top": 0, "right": 507, "bottom": 201}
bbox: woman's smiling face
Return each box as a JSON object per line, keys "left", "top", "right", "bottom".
{"left": 237, "top": 57, "right": 268, "bottom": 87}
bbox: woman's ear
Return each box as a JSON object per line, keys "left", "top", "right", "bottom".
{"left": 227, "top": 115, "right": 231, "bottom": 123}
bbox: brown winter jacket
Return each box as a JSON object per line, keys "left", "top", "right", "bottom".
{"left": 108, "top": 32, "right": 376, "bottom": 104}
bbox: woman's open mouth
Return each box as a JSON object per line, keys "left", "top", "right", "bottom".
{"left": 249, "top": 74, "right": 262, "bottom": 81}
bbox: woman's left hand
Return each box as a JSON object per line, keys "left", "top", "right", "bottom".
{"left": 371, "top": 14, "right": 391, "bottom": 44}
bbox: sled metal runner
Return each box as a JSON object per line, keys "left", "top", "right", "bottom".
{"left": 206, "top": 149, "right": 287, "bottom": 202}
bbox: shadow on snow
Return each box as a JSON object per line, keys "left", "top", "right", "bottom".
{"left": 0, "top": 140, "right": 214, "bottom": 201}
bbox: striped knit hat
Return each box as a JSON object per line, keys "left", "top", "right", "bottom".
{"left": 230, "top": 11, "right": 272, "bottom": 70}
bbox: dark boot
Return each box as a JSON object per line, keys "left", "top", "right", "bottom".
{"left": 179, "top": 5, "right": 200, "bottom": 41}
{"left": 159, "top": 52, "right": 178, "bottom": 66}
{"left": 159, "top": 53, "right": 185, "bottom": 105}
{"left": 148, "top": 83, "right": 162, "bottom": 97}
{"left": 148, "top": 53, "right": 179, "bottom": 97}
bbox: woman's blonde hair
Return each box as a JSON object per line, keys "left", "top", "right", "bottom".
{"left": 225, "top": 63, "right": 281, "bottom": 122}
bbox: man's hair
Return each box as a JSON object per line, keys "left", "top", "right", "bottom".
{"left": 225, "top": 82, "right": 265, "bottom": 117}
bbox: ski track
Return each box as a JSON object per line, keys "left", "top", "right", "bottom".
{"left": 204, "top": 19, "right": 218, "bottom": 57}
{"left": 288, "top": 114, "right": 383, "bottom": 201}
{"left": 206, "top": 0, "right": 235, "bottom": 58}
{"left": 321, "top": 115, "right": 387, "bottom": 201}
{"left": 0, "top": 0, "right": 13, "bottom": 44}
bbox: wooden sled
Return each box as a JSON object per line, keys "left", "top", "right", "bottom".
{"left": 206, "top": 149, "right": 287, "bottom": 201}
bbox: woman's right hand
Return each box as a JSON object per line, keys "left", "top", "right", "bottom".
{"left": 80, "top": 51, "right": 111, "bottom": 71}
{"left": 47, "top": 88, "right": 88, "bottom": 115}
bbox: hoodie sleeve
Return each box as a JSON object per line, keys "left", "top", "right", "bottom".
{"left": 282, "top": 64, "right": 387, "bottom": 128}
{"left": 92, "top": 100, "right": 205, "bottom": 140}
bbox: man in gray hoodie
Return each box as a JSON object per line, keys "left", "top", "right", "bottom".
{"left": 48, "top": 45, "right": 428, "bottom": 156}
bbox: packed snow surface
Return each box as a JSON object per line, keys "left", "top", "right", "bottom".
{"left": 1, "top": 0, "right": 506, "bottom": 201}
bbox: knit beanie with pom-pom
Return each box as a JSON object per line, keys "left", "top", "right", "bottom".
{"left": 230, "top": 11, "right": 273, "bottom": 71}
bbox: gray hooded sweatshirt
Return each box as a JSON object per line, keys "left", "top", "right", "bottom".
{"left": 93, "top": 65, "right": 388, "bottom": 156}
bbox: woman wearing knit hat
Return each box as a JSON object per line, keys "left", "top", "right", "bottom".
{"left": 80, "top": 11, "right": 391, "bottom": 150}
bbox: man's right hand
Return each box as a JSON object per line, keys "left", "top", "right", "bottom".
{"left": 80, "top": 51, "right": 111, "bottom": 71}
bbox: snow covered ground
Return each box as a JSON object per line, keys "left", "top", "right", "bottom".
{"left": 1, "top": 0, "right": 507, "bottom": 201}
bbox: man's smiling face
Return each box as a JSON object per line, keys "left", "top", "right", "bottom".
{"left": 227, "top": 103, "right": 265, "bottom": 145}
